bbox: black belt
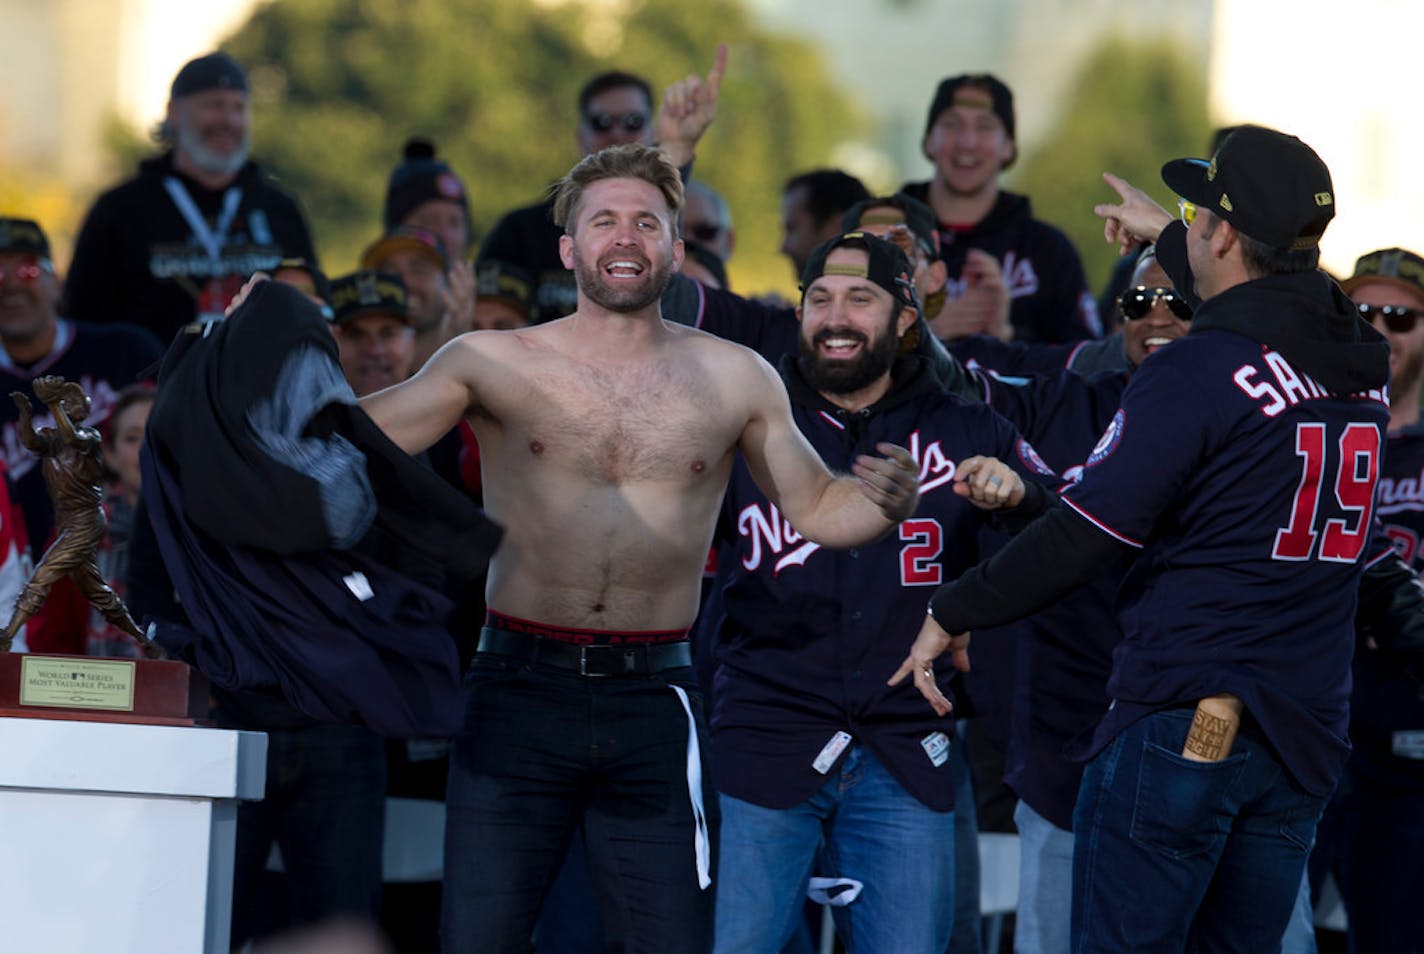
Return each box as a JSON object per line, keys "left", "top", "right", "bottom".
{"left": 476, "top": 627, "right": 692, "bottom": 677}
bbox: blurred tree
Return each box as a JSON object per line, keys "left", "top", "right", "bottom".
{"left": 0, "top": 164, "right": 86, "bottom": 268}
{"left": 209, "top": 0, "right": 857, "bottom": 294}
{"left": 1011, "top": 36, "right": 1211, "bottom": 300}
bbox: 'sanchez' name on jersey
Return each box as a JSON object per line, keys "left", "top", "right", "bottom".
{"left": 1234, "top": 347, "right": 1389, "bottom": 417}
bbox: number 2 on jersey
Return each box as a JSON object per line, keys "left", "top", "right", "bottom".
{"left": 900, "top": 519, "right": 943, "bottom": 585}
{"left": 1272, "top": 422, "right": 1380, "bottom": 562}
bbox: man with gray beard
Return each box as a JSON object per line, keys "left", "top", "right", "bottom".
{"left": 66, "top": 51, "right": 317, "bottom": 344}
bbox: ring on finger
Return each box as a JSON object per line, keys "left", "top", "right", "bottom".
{"left": 986, "top": 475, "right": 1003, "bottom": 487}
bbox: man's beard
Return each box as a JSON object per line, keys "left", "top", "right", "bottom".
{"left": 1394, "top": 346, "right": 1424, "bottom": 400}
{"left": 175, "top": 123, "right": 250, "bottom": 178}
{"left": 574, "top": 246, "right": 672, "bottom": 313}
{"left": 796, "top": 316, "right": 900, "bottom": 396}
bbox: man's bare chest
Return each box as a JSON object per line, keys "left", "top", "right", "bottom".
{"left": 506, "top": 362, "right": 733, "bottom": 485}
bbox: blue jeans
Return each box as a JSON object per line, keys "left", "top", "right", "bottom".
{"left": 1071, "top": 708, "right": 1325, "bottom": 953}
{"left": 442, "top": 653, "right": 715, "bottom": 954}
{"left": 714, "top": 744, "right": 955, "bottom": 954}
{"left": 1014, "top": 799, "right": 1073, "bottom": 954}
{"left": 230, "top": 722, "right": 387, "bottom": 945}
{"left": 1280, "top": 868, "right": 1316, "bottom": 954}
{"left": 948, "top": 723, "right": 982, "bottom": 954}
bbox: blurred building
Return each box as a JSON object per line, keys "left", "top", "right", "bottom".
{"left": 0, "top": 0, "right": 257, "bottom": 188}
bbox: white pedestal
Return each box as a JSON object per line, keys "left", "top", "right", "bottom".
{"left": 0, "top": 717, "right": 267, "bottom": 954}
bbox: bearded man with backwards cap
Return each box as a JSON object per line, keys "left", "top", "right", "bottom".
{"left": 891, "top": 126, "right": 1410, "bottom": 950}
{"left": 66, "top": 51, "right": 317, "bottom": 344}
{"left": 706, "top": 230, "right": 1058, "bottom": 954}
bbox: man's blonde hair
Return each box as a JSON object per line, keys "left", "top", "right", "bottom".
{"left": 552, "top": 144, "right": 685, "bottom": 234}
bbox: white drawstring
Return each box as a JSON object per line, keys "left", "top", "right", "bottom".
{"left": 670, "top": 685, "right": 712, "bottom": 890}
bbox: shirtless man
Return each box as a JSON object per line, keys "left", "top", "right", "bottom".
{"left": 360, "top": 144, "right": 922, "bottom": 953}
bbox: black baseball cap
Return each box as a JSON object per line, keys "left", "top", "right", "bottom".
{"left": 924, "top": 74, "right": 1015, "bottom": 141}
{"left": 842, "top": 195, "right": 938, "bottom": 256}
{"left": 800, "top": 232, "right": 918, "bottom": 312}
{"left": 1162, "top": 125, "right": 1334, "bottom": 251}
{"left": 328, "top": 271, "right": 410, "bottom": 326}
{"left": 0, "top": 217, "right": 51, "bottom": 259}
{"left": 171, "top": 52, "right": 248, "bottom": 98}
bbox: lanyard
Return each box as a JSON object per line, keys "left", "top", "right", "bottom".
{"left": 163, "top": 177, "right": 243, "bottom": 266}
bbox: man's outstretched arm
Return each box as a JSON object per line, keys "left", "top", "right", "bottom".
{"left": 361, "top": 334, "right": 483, "bottom": 455}
{"left": 733, "top": 351, "right": 919, "bottom": 548}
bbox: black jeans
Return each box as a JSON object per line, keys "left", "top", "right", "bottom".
{"left": 230, "top": 722, "right": 387, "bottom": 945}
{"left": 441, "top": 649, "right": 717, "bottom": 953}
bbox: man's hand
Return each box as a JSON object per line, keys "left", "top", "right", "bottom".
{"left": 226, "top": 272, "right": 270, "bottom": 317}
{"left": 927, "top": 250, "right": 1009, "bottom": 341}
{"left": 888, "top": 614, "right": 972, "bottom": 717}
{"left": 953, "top": 455, "right": 1023, "bottom": 509}
{"left": 852, "top": 441, "right": 920, "bottom": 522}
{"left": 961, "top": 249, "right": 1011, "bottom": 340}
{"left": 1094, "top": 172, "right": 1174, "bottom": 255}
{"left": 442, "top": 260, "right": 477, "bottom": 337}
{"left": 880, "top": 224, "right": 918, "bottom": 261}
{"left": 656, "top": 44, "right": 728, "bottom": 167}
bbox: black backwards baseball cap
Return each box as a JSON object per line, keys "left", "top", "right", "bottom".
{"left": 841, "top": 194, "right": 938, "bottom": 256}
{"left": 170, "top": 52, "right": 248, "bottom": 98}
{"left": 1162, "top": 125, "right": 1334, "bottom": 251}
{"left": 0, "top": 217, "right": 51, "bottom": 259}
{"left": 328, "top": 271, "right": 410, "bottom": 326}
{"left": 383, "top": 137, "right": 470, "bottom": 236}
{"left": 1340, "top": 247, "right": 1424, "bottom": 299}
{"left": 800, "top": 231, "right": 919, "bottom": 313}
{"left": 361, "top": 226, "right": 449, "bottom": 273}
{"left": 924, "top": 74, "right": 1015, "bottom": 141}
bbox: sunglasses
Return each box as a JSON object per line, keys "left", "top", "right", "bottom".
{"left": 685, "top": 222, "right": 725, "bottom": 244}
{"left": 1359, "top": 303, "right": 1422, "bottom": 334}
{"left": 0, "top": 256, "right": 50, "bottom": 286}
{"left": 1119, "top": 286, "right": 1193, "bottom": 322}
{"left": 1178, "top": 198, "right": 1196, "bottom": 227}
{"left": 586, "top": 111, "right": 648, "bottom": 134}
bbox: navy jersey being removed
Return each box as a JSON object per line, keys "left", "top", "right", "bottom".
{"left": 710, "top": 356, "right": 1056, "bottom": 812}
{"left": 1063, "top": 329, "right": 1389, "bottom": 797}
{"left": 1354, "top": 423, "right": 1424, "bottom": 790}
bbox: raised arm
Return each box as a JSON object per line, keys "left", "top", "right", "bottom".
{"left": 360, "top": 333, "right": 484, "bottom": 454}
{"left": 656, "top": 44, "right": 727, "bottom": 168}
{"left": 9, "top": 392, "right": 38, "bottom": 453}
{"left": 733, "top": 351, "right": 918, "bottom": 548}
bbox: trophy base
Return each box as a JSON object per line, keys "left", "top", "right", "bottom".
{"left": 0, "top": 652, "right": 210, "bottom": 725}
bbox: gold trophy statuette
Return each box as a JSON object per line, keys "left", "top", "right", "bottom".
{"left": 0, "top": 376, "right": 161, "bottom": 658}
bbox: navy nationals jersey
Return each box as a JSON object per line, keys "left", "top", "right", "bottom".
{"left": 1353, "top": 422, "right": 1424, "bottom": 789}
{"left": 710, "top": 356, "right": 1055, "bottom": 812}
{"left": 979, "top": 366, "right": 1131, "bottom": 828}
{"left": 1063, "top": 330, "right": 1390, "bottom": 797}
